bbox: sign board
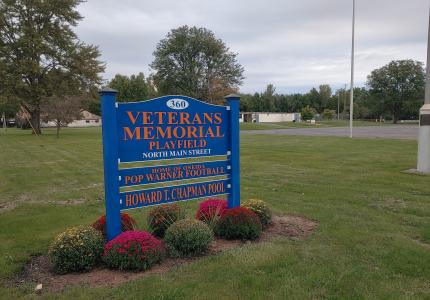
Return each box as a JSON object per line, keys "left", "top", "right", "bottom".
{"left": 100, "top": 90, "right": 240, "bottom": 240}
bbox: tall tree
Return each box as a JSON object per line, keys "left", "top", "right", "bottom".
{"left": 306, "top": 88, "right": 320, "bottom": 112}
{"left": 261, "top": 84, "right": 276, "bottom": 112}
{"left": 150, "top": 25, "right": 244, "bottom": 103}
{"left": 0, "top": 0, "right": 104, "bottom": 134}
{"left": 108, "top": 72, "right": 154, "bottom": 102}
{"left": 367, "top": 60, "right": 425, "bottom": 123}
{"left": 317, "top": 84, "right": 332, "bottom": 112}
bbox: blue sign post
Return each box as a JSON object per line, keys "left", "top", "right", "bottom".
{"left": 99, "top": 89, "right": 240, "bottom": 240}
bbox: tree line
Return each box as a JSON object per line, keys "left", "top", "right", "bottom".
{"left": 108, "top": 58, "right": 425, "bottom": 124}
{"left": 239, "top": 60, "right": 425, "bottom": 123}
{"left": 0, "top": 0, "right": 425, "bottom": 135}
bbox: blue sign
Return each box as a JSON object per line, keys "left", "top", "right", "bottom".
{"left": 120, "top": 179, "right": 230, "bottom": 210}
{"left": 116, "top": 96, "right": 230, "bottom": 163}
{"left": 100, "top": 90, "right": 240, "bottom": 240}
{"left": 119, "top": 160, "right": 230, "bottom": 187}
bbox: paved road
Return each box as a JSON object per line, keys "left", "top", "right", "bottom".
{"left": 242, "top": 125, "right": 419, "bottom": 140}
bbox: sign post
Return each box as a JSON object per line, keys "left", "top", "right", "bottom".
{"left": 100, "top": 92, "right": 241, "bottom": 240}
{"left": 100, "top": 88, "right": 121, "bottom": 240}
{"left": 226, "top": 94, "right": 240, "bottom": 208}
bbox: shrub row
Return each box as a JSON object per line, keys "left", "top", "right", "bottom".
{"left": 49, "top": 198, "right": 272, "bottom": 274}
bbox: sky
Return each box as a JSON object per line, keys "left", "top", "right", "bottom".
{"left": 75, "top": 0, "right": 429, "bottom": 94}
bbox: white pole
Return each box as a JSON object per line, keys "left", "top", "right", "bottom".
{"left": 343, "top": 83, "right": 347, "bottom": 119}
{"left": 349, "top": 0, "right": 355, "bottom": 138}
{"left": 417, "top": 6, "right": 430, "bottom": 173}
{"left": 2, "top": 112, "right": 5, "bottom": 132}
{"left": 337, "top": 90, "right": 340, "bottom": 120}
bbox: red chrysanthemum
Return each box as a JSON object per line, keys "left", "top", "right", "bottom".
{"left": 92, "top": 213, "right": 137, "bottom": 238}
{"left": 195, "top": 198, "right": 228, "bottom": 221}
{"left": 103, "top": 231, "right": 165, "bottom": 271}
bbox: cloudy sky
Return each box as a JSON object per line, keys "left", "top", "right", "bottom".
{"left": 75, "top": 0, "right": 428, "bottom": 94}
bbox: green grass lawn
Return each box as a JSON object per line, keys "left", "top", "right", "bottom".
{"left": 240, "top": 119, "right": 417, "bottom": 130}
{"left": 1, "top": 127, "right": 430, "bottom": 299}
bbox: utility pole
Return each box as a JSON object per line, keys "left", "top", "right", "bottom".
{"left": 349, "top": 0, "right": 355, "bottom": 138}
{"left": 343, "top": 83, "right": 347, "bottom": 119}
{"left": 337, "top": 89, "right": 340, "bottom": 120}
{"left": 417, "top": 7, "right": 430, "bottom": 173}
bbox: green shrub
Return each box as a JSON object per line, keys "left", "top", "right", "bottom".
{"left": 165, "top": 219, "right": 213, "bottom": 257}
{"left": 301, "top": 105, "right": 316, "bottom": 120}
{"left": 147, "top": 204, "right": 182, "bottom": 237}
{"left": 103, "top": 231, "right": 164, "bottom": 271}
{"left": 215, "top": 207, "right": 262, "bottom": 240}
{"left": 49, "top": 225, "right": 104, "bottom": 274}
{"left": 242, "top": 199, "right": 272, "bottom": 227}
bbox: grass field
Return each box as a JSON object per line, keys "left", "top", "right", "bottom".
{"left": 1, "top": 127, "right": 430, "bottom": 299}
{"left": 239, "top": 119, "right": 416, "bottom": 130}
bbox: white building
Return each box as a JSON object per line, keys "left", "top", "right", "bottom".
{"left": 41, "top": 110, "right": 101, "bottom": 128}
{"left": 68, "top": 110, "right": 101, "bottom": 127}
{"left": 239, "top": 112, "right": 301, "bottom": 123}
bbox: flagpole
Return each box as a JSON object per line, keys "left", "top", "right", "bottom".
{"left": 349, "top": 0, "right": 355, "bottom": 138}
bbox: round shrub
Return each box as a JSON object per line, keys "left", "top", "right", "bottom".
{"left": 195, "top": 198, "right": 227, "bottom": 227}
{"left": 242, "top": 199, "right": 272, "bottom": 227}
{"left": 147, "top": 204, "right": 181, "bottom": 237}
{"left": 165, "top": 219, "right": 213, "bottom": 258}
{"left": 215, "top": 207, "right": 262, "bottom": 240}
{"left": 92, "top": 213, "right": 137, "bottom": 238}
{"left": 103, "top": 231, "right": 164, "bottom": 271}
{"left": 49, "top": 225, "right": 104, "bottom": 274}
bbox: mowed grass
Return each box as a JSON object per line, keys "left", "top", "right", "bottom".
{"left": 240, "top": 119, "right": 415, "bottom": 130}
{"left": 1, "top": 127, "right": 430, "bottom": 299}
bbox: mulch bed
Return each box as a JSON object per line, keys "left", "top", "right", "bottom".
{"left": 14, "top": 215, "right": 318, "bottom": 293}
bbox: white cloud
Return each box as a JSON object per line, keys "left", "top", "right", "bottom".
{"left": 75, "top": 0, "right": 428, "bottom": 94}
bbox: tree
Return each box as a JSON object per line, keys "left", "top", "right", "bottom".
{"left": 317, "top": 84, "right": 332, "bottom": 113}
{"left": 301, "top": 106, "right": 316, "bottom": 120}
{"left": 0, "top": 0, "right": 104, "bottom": 134}
{"left": 41, "top": 95, "right": 81, "bottom": 137}
{"left": 249, "top": 92, "right": 263, "bottom": 111}
{"left": 261, "top": 84, "right": 276, "bottom": 112}
{"left": 322, "top": 109, "right": 336, "bottom": 120}
{"left": 0, "top": 94, "right": 18, "bottom": 118}
{"left": 108, "top": 72, "right": 152, "bottom": 102}
{"left": 150, "top": 25, "right": 244, "bottom": 103}
{"left": 367, "top": 60, "right": 425, "bottom": 123}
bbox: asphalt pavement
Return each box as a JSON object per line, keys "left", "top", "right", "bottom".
{"left": 241, "top": 125, "right": 419, "bottom": 140}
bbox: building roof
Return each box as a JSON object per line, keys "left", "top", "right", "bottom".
{"left": 80, "top": 110, "right": 101, "bottom": 120}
